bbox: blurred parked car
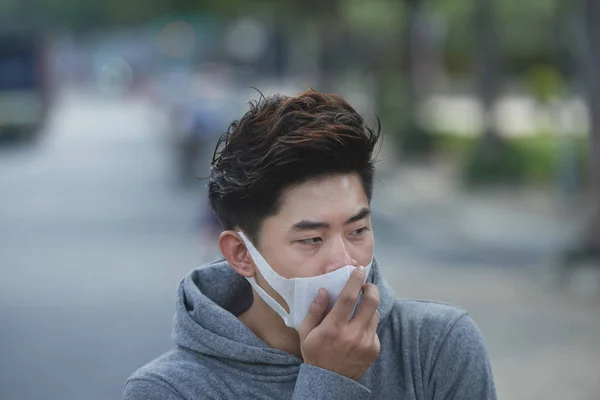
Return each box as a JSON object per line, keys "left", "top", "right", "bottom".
{"left": 0, "top": 34, "right": 52, "bottom": 141}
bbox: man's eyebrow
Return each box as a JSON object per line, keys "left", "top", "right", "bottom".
{"left": 289, "top": 208, "right": 371, "bottom": 232}
{"left": 290, "top": 220, "right": 330, "bottom": 231}
{"left": 345, "top": 208, "right": 371, "bottom": 224}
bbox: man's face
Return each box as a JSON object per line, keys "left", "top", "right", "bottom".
{"left": 255, "top": 173, "right": 374, "bottom": 283}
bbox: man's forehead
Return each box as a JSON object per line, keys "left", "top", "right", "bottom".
{"left": 281, "top": 175, "right": 367, "bottom": 203}
{"left": 263, "top": 174, "right": 369, "bottom": 226}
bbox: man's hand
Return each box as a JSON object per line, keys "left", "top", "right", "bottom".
{"left": 298, "top": 266, "right": 380, "bottom": 381}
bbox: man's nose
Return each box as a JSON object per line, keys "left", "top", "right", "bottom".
{"left": 324, "top": 236, "right": 357, "bottom": 273}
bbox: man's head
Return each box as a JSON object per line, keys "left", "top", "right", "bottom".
{"left": 210, "top": 90, "right": 380, "bottom": 283}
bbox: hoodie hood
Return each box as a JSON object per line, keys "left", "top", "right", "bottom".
{"left": 172, "top": 257, "right": 396, "bottom": 370}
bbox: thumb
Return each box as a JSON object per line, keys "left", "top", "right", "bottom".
{"left": 298, "top": 288, "right": 329, "bottom": 342}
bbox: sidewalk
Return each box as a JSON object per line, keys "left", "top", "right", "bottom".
{"left": 372, "top": 161, "right": 580, "bottom": 269}
{"left": 372, "top": 162, "right": 600, "bottom": 400}
{"left": 377, "top": 258, "right": 600, "bottom": 400}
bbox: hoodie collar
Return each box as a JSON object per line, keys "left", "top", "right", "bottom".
{"left": 172, "top": 257, "right": 396, "bottom": 368}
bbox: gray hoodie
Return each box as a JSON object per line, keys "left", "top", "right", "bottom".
{"left": 124, "top": 259, "right": 496, "bottom": 399}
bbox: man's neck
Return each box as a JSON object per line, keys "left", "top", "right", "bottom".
{"left": 238, "top": 292, "right": 302, "bottom": 358}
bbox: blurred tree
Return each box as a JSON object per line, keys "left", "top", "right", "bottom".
{"left": 562, "top": 0, "right": 600, "bottom": 265}
{"left": 497, "top": 0, "right": 561, "bottom": 74}
{"left": 30, "top": 0, "right": 260, "bottom": 32}
{"left": 582, "top": 1, "right": 600, "bottom": 201}
{"left": 341, "top": 0, "right": 404, "bottom": 147}
{"left": 463, "top": 0, "right": 528, "bottom": 185}
{"left": 279, "top": 0, "right": 345, "bottom": 91}
{"left": 474, "top": 0, "right": 500, "bottom": 143}
{"left": 435, "top": 0, "right": 561, "bottom": 76}
{"left": 397, "top": 0, "right": 437, "bottom": 156}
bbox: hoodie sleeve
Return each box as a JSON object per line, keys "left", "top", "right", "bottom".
{"left": 292, "top": 364, "right": 371, "bottom": 400}
{"left": 124, "top": 378, "right": 185, "bottom": 400}
{"left": 428, "top": 314, "right": 497, "bottom": 400}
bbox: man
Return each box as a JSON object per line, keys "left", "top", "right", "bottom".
{"left": 124, "top": 91, "right": 497, "bottom": 399}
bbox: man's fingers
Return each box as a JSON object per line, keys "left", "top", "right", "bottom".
{"left": 372, "top": 331, "right": 381, "bottom": 354}
{"left": 366, "top": 310, "right": 380, "bottom": 338}
{"left": 299, "top": 288, "right": 329, "bottom": 342}
{"left": 328, "top": 267, "right": 368, "bottom": 322}
{"left": 352, "top": 283, "right": 380, "bottom": 328}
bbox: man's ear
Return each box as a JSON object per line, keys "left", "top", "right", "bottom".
{"left": 219, "top": 231, "right": 255, "bottom": 278}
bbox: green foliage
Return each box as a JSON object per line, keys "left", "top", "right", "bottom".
{"left": 497, "top": 0, "right": 559, "bottom": 56}
{"left": 432, "top": 0, "right": 568, "bottom": 75}
{"left": 22, "top": 0, "right": 261, "bottom": 31}
{"left": 399, "top": 122, "right": 437, "bottom": 157}
{"left": 12, "top": 0, "right": 576, "bottom": 57}
{"left": 341, "top": 0, "right": 404, "bottom": 34}
{"left": 435, "top": 132, "right": 589, "bottom": 186}
{"left": 463, "top": 136, "right": 529, "bottom": 185}
{"left": 527, "top": 65, "right": 566, "bottom": 102}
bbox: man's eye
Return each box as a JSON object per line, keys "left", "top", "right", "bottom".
{"left": 351, "top": 227, "right": 368, "bottom": 236}
{"left": 300, "top": 237, "right": 322, "bottom": 245}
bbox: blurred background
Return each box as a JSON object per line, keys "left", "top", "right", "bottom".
{"left": 1, "top": 0, "right": 599, "bottom": 399}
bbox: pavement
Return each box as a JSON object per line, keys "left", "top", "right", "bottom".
{"left": 371, "top": 163, "right": 600, "bottom": 400}
{"left": 371, "top": 158, "right": 582, "bottom": 269}
{"left": 0, "top": 89, "right": 598, "bottom": 400}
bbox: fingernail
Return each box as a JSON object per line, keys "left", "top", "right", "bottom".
{"left": 315, "top": 289, "right": 323, "bottom": 304}
{"left": 357, "top": 266, "right": 365, "bottom": 274}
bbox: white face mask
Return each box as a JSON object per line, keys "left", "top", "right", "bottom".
{"left": 238, "top": 232, "right": 372, "bottom": 331}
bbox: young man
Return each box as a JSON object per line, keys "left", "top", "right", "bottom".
{"left": 124, "top": 91, "right": 497, "bottom": 399}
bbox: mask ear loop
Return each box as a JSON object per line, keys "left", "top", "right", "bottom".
{"left": 245, "top": 277, "right": 294, "bottom": 327}
{"left": 238, "top": 232, "right": 296, "bottom": 328}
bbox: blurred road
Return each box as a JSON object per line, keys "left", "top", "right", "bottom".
{"left": 0, "top": 90, "right": 207, "bottom": 400}
{"left": 372, "top": 164, "right": 600, "bottom": 399}
{"left": 372, "top": 165, "right": 600, "bottom": 400}
{"left": 1, "top": 91, "right": 599, "bottom": 400}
